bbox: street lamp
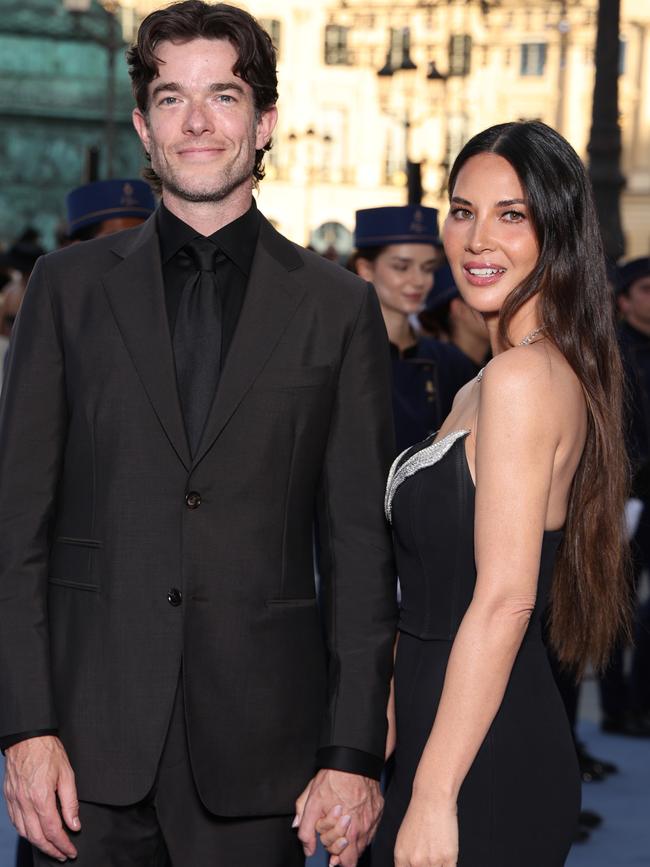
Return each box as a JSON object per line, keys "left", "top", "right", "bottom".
{"left": 287, "top": 128, "right": 335, "bottom": 245}
{"left": 376, "top": 29, "right": 447, "bottom": 204}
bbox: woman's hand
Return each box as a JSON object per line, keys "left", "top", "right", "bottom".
{"left": 394, "top": 794, "right": 458, "bottom": 867}
{"left": 316, "top": 804, "right": 352, "bottom": 866}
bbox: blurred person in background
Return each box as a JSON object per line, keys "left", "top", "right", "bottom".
{"left": 64, "top": 178, "right": 156, "bottom": 244}
{"left": 418, "top": 263, "right": 491, "bottom": 374}
{"left": 0, "top": 232, "right": 45, "bottom": 390}
{"left": 598, "top": 255, "right": 650, "bottom": 737}
{"left": 349, "top": 206, "right": 476, "bottom": 454}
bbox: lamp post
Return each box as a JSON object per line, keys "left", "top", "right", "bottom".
{"left": 287, "top": 128, "right": 334, "bottom": 245}
{"left": 62, "top": 0, "right": 124, "bottom": 179}
{"left": 587, "top": 0, "right": 625, "bottom": 261}
{"left": 377, "top": 29, "right": 447, "bottom": 205}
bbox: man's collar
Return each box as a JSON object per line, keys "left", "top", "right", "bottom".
{"left": 157, "top": 199, "right": 261, "bottom": 274}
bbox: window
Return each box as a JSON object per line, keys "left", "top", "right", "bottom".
{"left": 445, "top": 115, "right": 468, "bottom": 176}
{"left": 386, "top": 27, "right": 415, "bottom": 70}
{"left": 448, "top": 35, "right": 472, "bottom": 77}
{"left": 520, "top": 43, "right": 547, "bottom": 76}
{"left": 324, "top": 25, "right": 351, "bottom": 66}
{"left": 619, "top": 37, "right": 627, "bottom": 76}
{"left": 259, "top": 18, "right": 281, "bottom": 58}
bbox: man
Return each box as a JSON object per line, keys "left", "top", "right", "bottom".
{"left": 0, "top": 3, "right": 396, "bottom": 865}
{"left": 64, "top": 178, "right": 156, "bottom": 242}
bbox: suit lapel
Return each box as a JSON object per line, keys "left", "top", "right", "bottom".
{"left": 101, "top": 215, "right": 191, "bottom": 470}
{"left": 193, "top": 217, "right": 306, "bottom": 466}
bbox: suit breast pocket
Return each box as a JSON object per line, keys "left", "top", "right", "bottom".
{"left": 253, "top": 364, "right": 332, "bottom": 391}
{"left": 48, "top": 537, "right": 102, "bottom": 591}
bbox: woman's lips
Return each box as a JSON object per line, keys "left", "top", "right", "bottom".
{"left": 462, "top": 264, "right": 506, "bottom": 286}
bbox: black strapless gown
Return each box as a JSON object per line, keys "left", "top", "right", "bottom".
{"left": 373, "top": 430, "right": 580, "bottom": 866}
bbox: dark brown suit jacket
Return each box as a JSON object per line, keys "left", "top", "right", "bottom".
{"left": 0, "top": 213, "right": 396, "bottom": 815}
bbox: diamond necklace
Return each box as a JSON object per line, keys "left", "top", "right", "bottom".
{"left": 476, "top": 325, "right": 546, "bottom": 382}
{"left": 518, "top": 325, "right": 546, "bottom": 345}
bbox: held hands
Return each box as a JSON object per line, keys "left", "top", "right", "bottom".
{"left": 294, "top": 769, "right": 383, "bottom": 867}
{"left": 3, "top": 735, "right": 80, "bottom": 862}
{"left": 394, "top": 793, "right": 458, "bottom": 867}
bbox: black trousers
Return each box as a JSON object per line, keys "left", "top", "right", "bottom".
{"left": 32, "top": 681, "right": 304, "bottom": 867}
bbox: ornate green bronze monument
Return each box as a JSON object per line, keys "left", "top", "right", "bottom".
{"left": 0, "top": 0, "right": 145, "bottom": 249}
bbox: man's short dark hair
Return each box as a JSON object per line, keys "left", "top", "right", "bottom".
{"left": 127, "top": 0, "right": 278, "bottom": 189}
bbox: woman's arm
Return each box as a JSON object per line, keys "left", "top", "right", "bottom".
{"left": 395, "top": 348, "right": 560, "bottom": 866}
{"left": 385, "top": 634, "right": 399, "bottom": 761}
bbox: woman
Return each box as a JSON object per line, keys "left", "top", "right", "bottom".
{"left": 350, "top": 206, "right": 476, "bottom": 453}
{"left": 320, "top": 121, "right": 629, "bottom": 866}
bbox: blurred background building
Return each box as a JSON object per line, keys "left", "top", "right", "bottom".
{"left": 1, "top": 0, "right": 649, "bottom": 256}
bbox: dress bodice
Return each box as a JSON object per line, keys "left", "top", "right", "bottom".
{"left": 386, "top": 431, "right": 563, "bottom": 641}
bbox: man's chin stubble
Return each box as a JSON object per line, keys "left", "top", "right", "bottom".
{"left": 160, "top": 167, "right": 252, "bottom": 204}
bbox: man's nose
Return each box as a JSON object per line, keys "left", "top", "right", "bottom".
{"left": 183, "top": 102, "right": 214, "bottom": 136}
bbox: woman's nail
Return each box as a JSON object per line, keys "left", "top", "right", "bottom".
{"left": 339, "top": 837, "right": 349, "bottom": 848}
{"left": 292, "top": 814, "right": 300, "bottom": 828}
{"left": 341, "top": 814, "right": 351, "bottom": 829}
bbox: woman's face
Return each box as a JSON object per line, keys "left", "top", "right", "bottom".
{"left": 356, "top": 243, "right": 436, "bottom": 317}
{"left": 442, "top": 153, "right": 539, "bottom": 316}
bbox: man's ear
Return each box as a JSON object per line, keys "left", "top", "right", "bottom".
{"left": 132, "top": 108, "right": 151, "bottom": 152}
{"left": 256, "top": 106, "right": 278, "bottom": 150}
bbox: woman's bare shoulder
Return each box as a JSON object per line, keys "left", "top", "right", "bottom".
{"left": 478, "top": 343, "right": 583, "bottom": 433}
{"left": 481, "top": 343, "right": 578, "bottom": 396}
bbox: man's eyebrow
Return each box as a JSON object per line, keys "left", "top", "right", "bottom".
{"left": 151, "top": 81, "right": 246, "bottom": 98}
{"left": 151, "top": 81, "right": 182, "bottom": 98}
{"left": 208, "top": 81, "right": 246, "bottom": 95}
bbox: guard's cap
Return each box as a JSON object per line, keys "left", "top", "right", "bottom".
{"left": 617, "top": 257, "right": 650, "bottom": 295}
{"left": 354, "top": 205, "right": 439, "bottom": 248}
{"left": 66, "top": 179, "right": 156, "bottom": 235}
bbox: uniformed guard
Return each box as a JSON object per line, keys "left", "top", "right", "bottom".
{"left": 350, "top": 205, "right": 476, "bottom": 453}
{"left": 65, "top": 178, "right": 156, "bottom": 242}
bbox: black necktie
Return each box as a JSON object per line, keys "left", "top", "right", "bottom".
{"left": 173, "top": 238, "right": 226, "bottom": 455}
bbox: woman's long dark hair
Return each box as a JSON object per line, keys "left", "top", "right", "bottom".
{"left": 448, "top": 121, "right": 630, "bottom": 673}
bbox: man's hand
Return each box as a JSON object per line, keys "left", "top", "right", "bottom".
{"left": 295, "top": 769, "right": 383, "bottom": 867}
{"left": 3, "top": 735, "right": 80, "bottom": 862}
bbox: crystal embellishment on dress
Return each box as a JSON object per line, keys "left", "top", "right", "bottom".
{"left": 384, "top": 429, "right": 471, "bottom": 522}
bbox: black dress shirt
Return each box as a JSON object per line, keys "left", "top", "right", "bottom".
{"left": 157, "top": 198, "right": 261, "bottom": 360}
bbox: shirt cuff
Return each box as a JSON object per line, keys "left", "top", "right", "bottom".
{"left": 0, "top": 730, "right": 58, "bottom": 755}
{"left": 316, "top": 746, "right": 384, "bottom": 781}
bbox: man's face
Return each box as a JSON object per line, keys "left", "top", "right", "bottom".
{"left": 619, "top": 275, "right": 650, "bottom": 335}
{"left": 132, "top": 38, "right": 277, "bottom": 208}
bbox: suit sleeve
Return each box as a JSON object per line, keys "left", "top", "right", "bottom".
{"left": 0, "top": 257, "right": 67, "bottom": 738}
{"left": 315, "top": 282, "right": 397, "bottom": 776}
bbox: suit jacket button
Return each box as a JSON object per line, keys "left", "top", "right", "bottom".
{"left": 168, "top": 588, "right": 182, "bottom": 607}
{"left": 185, "top": 491, "right": 201, "bottom": 510}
